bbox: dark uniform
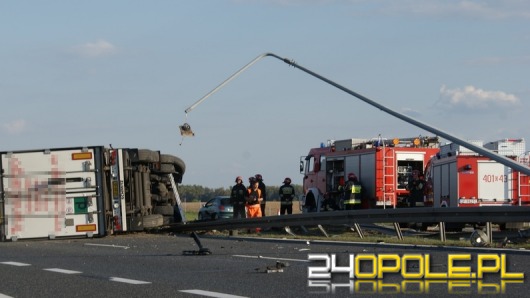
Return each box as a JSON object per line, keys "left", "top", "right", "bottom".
{"left": 279, "top": 177, "right": 295, "bottom": 215}
{"left": 406, "top": 170, "right": 425, "bottom": 207}
{"left": 230, "top": 176, "right": 247, "bottom": 219}
{"left": 343, "top": 173, "right": 362, "bottom": 210}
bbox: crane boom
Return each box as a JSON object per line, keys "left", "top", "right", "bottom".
{"left": 184, "top": 52, "right": 530, "bottom": 176}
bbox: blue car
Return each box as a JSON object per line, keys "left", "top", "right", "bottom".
{"left": 198, "top": 196, "right": 234, "bottom": 220}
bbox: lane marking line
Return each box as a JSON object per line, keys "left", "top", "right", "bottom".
{"left": 180, "top": 289, "right": 248, "bottom": 298}
{"left": 43, "top": 268, "right": 82, "bottom": 274}
{"left": 84, "top": 243, "right": 130, "bottom": 249}
{"left": 0, "top": 262, "right": 31, "bottom": 266}
{"left": 233, "top": 255, "right": 309, "bottom": 262}
{"left": 109, "top": 277, "right": 151, "bottom": 284}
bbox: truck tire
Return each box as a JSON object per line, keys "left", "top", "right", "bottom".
{"left": 160, "top": 164, "right": 176, "bottom": 173}
{"left": 153, "top": 205, "right": 174, "bottom": 216}
{"left": 138, "top": 149, "right": 160, "bottom": 163}
{"left": 160, "top": 154, "right": 186, "bottom": 174}
{"left": 142, "top": 214, "right": 163, "bottom": 228}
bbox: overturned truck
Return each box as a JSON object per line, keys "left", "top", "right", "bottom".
{"left": 0, "top": 146, "right": 186, "bottom": 241}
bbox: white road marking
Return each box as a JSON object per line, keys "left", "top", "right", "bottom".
{"left": 233, "top": 254, "right": 309, "bottom": 262}
{"left": 109, "top": 277, "right": 151, "bottom": 284}
{"left": 84, "top": 243, "right": 130, "bottom": 249}
{"left": 0, "top": 262, "right": 31, "bottom": 266}
{"left": 180, "top": 289, "right": 248, "bottom": 298}
{"left": 43, "top": 268, "right": 82, "bottom": 274}
{"left": 0, "top": 293, "right": 13, "bottom": 297}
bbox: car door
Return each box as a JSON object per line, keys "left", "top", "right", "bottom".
{"left": 203, "top": 198, "right": 216, "bottom": 217}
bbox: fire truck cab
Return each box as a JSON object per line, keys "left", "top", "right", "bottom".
{"left": 300, "top": 136, "right": 440, "bottom": 211}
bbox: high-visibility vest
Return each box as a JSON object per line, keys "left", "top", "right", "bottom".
{"left": 344, "top": 182, "right": 362, "bottom": 205}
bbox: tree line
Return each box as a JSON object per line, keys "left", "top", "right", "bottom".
{"left": 178, "top": 184, "right": 304, "bottom": 202}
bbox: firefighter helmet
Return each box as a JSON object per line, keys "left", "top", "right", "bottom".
{"left": 255, "top": 174, "right": 263, "bottom": 181}
{"left": 235, "top": 176, "right": 243, "bottom": 183}
{"left": 249, "top": 176, "right": 256, "bottom": 183}
{"left": 283, "top": 177, "right": 291, "bottom": 184}
{"left": 348, "top": 173, "right": 357, "bottom": 181}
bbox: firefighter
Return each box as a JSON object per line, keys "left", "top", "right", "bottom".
{"left": 343, "top": 173, "right": 362, "bottom": 210}
{"left": 230, "top": 176, "right": 247, "bottom": 219}
{"left": 279, "top": 177, "right": 295, "bottom": 215}
{"left": 246, "top": 179, "right": 263, "bottom": 232}
{"left": 255, "top": 174, "right": 267, "bottom": 216}
{"left": 407, "top": 170, "right": 425, "bottom": 207}
{"left": 248, "top": 176, "right": 256, "bottom": 187}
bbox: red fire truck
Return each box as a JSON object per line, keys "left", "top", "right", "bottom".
{"left": 300, "top": 136, "right": 530, "bottom": 230}
{"left": 300, "top": 135, "right": 440, "bottom": 210}
{"left": 425, "top": 138, "right": 530, "bottom": 209}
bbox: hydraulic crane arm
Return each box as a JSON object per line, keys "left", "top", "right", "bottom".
{"left": 183, "top": 52, "right": 530, "bottom": 176}
{"left": 185, "top": 53, "right": 275, "bottom": 115}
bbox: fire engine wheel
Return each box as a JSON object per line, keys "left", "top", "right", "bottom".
{"left": 143, "top": 214, "right": 164, "bottom": 228}
{"left": 137, "top": 149, "right": 160, "bottom": 163}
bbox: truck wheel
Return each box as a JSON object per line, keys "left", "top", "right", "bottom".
{"left": 160, "top": 154, "right": 186, "bottom": 174}
{"left": 142, "top": 214, "right": 163, "bottom": 228}
{"left": 138, "top": 149, "right": 160, "bottom": 163}
{"left": 153, "top": 205, "right": 174, "bottom": 216}
{"left": 160, "top": 164, "right": 176, "bottom": 173}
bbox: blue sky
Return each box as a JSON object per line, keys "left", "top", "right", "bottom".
{"left": 1, "top": 0, "right": 529, "bottom": 188}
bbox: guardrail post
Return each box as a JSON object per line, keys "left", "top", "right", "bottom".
{"left": 439, "top": 222, "right": 446, "bottom": 242}
{"left": 393, "top": 222, "right": 403, "bottom": 240}
{"left": 317, "top": 225, "right": 329, "bottom": 238}
{"left": 486, "top": 222, "right": 493, "bottom": 244}
{"left": 350, "top": 223, "right": 364, "bottom": 239}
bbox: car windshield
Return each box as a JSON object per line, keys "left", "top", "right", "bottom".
{"left": 220, "top": 198, "right": 231, "bottom": 206}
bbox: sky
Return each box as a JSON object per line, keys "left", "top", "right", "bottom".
{"left": 1, "top": 0, "right": 529, "bottom": 188}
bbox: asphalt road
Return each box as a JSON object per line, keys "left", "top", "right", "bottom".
{"left": 0, "top": 232, "right": 529, "bottom": 297}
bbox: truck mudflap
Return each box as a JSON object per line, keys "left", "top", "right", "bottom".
{"left": 0, "top": 147, "right": 106, "bottom": 241}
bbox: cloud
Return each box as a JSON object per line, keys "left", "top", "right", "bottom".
{"left": 401, "top": 107, "right": 422, "bottom": 118}
{"left": 71, "top": 39, "right": 117, "bottom": 57}
{"left": 436, "top": 85, "right": 520, "bottom": 111}
{"left": 2, "top": 119, "right": 28, "bottom": 135}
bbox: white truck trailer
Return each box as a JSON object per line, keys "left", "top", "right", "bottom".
{"left": 0, "top": 146, "right": 185, "bottom": 241}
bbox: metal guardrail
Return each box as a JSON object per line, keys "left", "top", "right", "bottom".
{"left": 169, "top": 207, "right": 530, "bottom": 232}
